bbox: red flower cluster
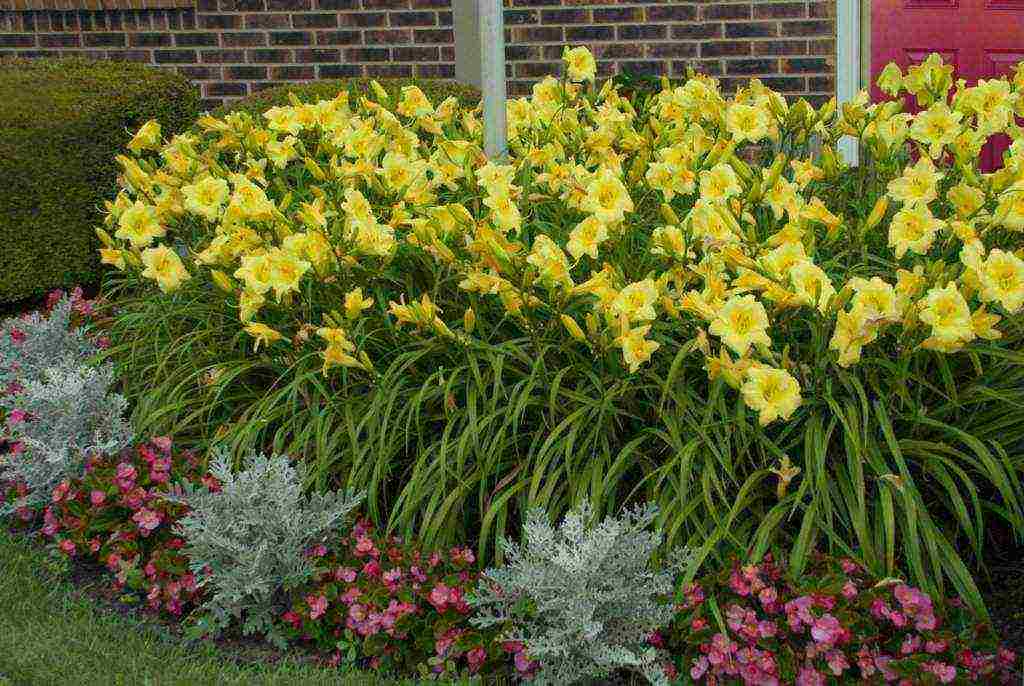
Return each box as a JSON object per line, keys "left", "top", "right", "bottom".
{"left": 661, "top": 554, "right": 1018, "bottom": 685}
{"left": 278, "top": 519, "right": 510, "bottom": 678}
{"left": 41, "top": 438, "right": 212, "bottom": 617}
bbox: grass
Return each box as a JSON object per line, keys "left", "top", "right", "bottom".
{"left": 0, "top": 528, "right": 467, "bottom": 686}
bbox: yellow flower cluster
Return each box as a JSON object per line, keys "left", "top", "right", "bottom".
{"left": 99, "top": 49, "right": 1024, "bottom": 427}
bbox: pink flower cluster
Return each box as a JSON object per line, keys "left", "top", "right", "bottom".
{"left": 666, "top": 554, "right": 1019, "bottom": 685}
{"left": 278, "top": 520, "right": 510, "bottom": 678}
{"left": 40, "top": 438, "right": 210, "bottom": 617}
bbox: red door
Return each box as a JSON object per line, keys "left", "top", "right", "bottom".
{"left": 872, "top": 0, "right": 1024, "bottom": 170}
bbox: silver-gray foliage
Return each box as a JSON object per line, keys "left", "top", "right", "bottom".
{"left": 0, "top": 361, "right": 133, "bottom": 513}
{"left": 0, "top": 296, "right": 96, "bottom": 390}
{"left": 470, "top": 502, "right": 688, "bottom": 686}
{"left": 168, "top": 449, "right": 364, "bottom": 646}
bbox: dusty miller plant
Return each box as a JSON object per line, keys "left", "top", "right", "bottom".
{"left": 0, "top": 361, "right": 133, "bottom": 513}
{"left": 470, "top": 502, "right": 688, "bottom": 686}
{"left": 168, "top": 449, "right": 364, "bottom": 646}
{"left": 0, "top": 296, "right": 96, "bottom": 390}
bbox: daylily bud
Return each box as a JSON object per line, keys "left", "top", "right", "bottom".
{"left": 660, "top": 203, "right": 679, "bottom": 225}
{"left": 304, "top": 157, "right": 326, "bottom": 181}
{"left": 864, "top": 196, "right": 889, "bottom": 232}
{"left": 95, "top": 228, "right": 114, "bottom": 248}
{"left": 210, "top": 270, "right": 234, "bottom": 293}
{"left": 560, "top": 314, "right": 587, "bottom": 342}
{"left": 463, "top": 307, "right": 476, "bottom": 334}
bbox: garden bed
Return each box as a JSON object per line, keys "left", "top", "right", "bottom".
{"left": 2, "top": 47, "right": 1024, "bottom": 684}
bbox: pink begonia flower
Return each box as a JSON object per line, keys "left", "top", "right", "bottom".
{"left": 335, "top": 566, "right": 357, "bottom": 583}
{"left": 690, "top": 656, "right": 710, "bottom": 680}
{"left": 826, "top": 649, "right": 850, "bottom": 675}
{"left": 90, "top": 490, "right": 106, "bottom": 506}
{"left": 340, "top": 587, "right": 361, "bottom": 604}
{"left": 354, "top": 535, "right": 376, "bottom": 556}
{"left": 307, "top": 594, "right": 328, "bottom": 620}
{"left": 9, "top": 328, "right": 25, "bottom": 344}
{"left": 89, "top": 538, "right": 100, "bottom": 553}
{"left": 796, "top": 666, "right": 826, "bottom": 686}
{"left": 58, "top": 539, "right": 76, "bottom": 556}
{"left": 875, "top": 655, "right": 899, "bottom": 681}
{"left": 841, "top": 580, "right": 858, "bottom": 599}
{"left": 310, "top": 543, "right": 327, "bottom": 558}
{"left": 465, "top": 646, "right": 487, "bottom": 673}
{"left": 361, "top": 559, "right": 381, "bottom": 578}
{"left": 450, "top": 546, "right": 475, "bottom": 564}
{"left": 810, "top": 614, "right": 842, "bottom": 645}
{"left": 901, "top": 634, "right": 922, "bottom": 655}
{"left": 115, "top": 463, "right": 137, "bottom": 490}
{"left": 691, "top": 617, "right": 708, "bottom": 631}
{"left": 282, "top": 610, "right": 302, "bottom": 629}
{"left": 729, "top": 567, "right": 752, "bottom": 596}
{"left": 382, "top": 567, "right": 402, "bottom": 587}
{"left": 922, "top": 661, "right": 957, "bottom": 684}
{"left": 51, "top": 480, "right": 70, "bottom": 503}
{"left": 132, "top": 507, "right": 162, "bottom": 534}
{"left": 151, "top": 436, "right": 172, "bottom": 453}
{"left": 7, "top": 409, "right": 26, "bottom": 424}
{"left": 925, "top": 639, "right": 948, "bottom": 654}
{"left": 429, "top": 583, "right": 454, "bottom": 611}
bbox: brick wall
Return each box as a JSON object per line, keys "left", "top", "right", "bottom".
{"left": 0, "top": 1, "right": 836, "bottom": 109}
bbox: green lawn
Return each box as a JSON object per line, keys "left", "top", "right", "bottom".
{"left": 0, "top": 529, "right": 464, "bottom": 686}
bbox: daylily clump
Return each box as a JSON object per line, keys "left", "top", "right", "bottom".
{"left": 99, "top": 49, "right": 1024, "bottom": 428}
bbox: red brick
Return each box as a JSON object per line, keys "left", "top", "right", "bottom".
{"left": 365, "top": 62, "right": 413, "bottom": 77}
{"left": 294, "top": 47, "right": 339, "bottom": 61}
{"left": 753, "top": 39, "right": 807, "bottom": 56}
{"left": 317, "top": 29, "right": 362, "bottom": 44}
{"left": 754, "top": 2, "right": 806, "bottom": 19}
{"left": 704, "top": 3, "right": 751, "bottom": 21}
{"left": 701, "top": 40, "right": 751, "bottom": 58}
{"left": 726, "top": 22, "right": 777, "bottom": 38}
{"left": 291, "top": 13, "right": 337, "bottom": 28}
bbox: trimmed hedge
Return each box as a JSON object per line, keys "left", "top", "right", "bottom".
{"left": 213, "top": 78, "right": 481, "bottom": 119}
{"left": 0, "top": 59, "right": 200, "bottom": 304}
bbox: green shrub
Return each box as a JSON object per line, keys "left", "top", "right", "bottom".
{"left": 0, "top": 58, "right": 200, "bottom": 303}
{"left": 213, "top": 78, "right": 480, "bottom": 120}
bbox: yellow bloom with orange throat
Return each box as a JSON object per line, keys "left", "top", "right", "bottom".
{"left": 741, "top": 366, "right": 802, "bottom": 425}
{"left": 709, "top": 295, "right": 771, "bottom": 356}
{"left": 978, "top": 248, "right": 1024, "bottom": 314}
{"left": 140, "top": 244, "right": 189, "bottom": 293}
{"left": 919, "top": 283, "right": 975, "bottom": 351}
{"left": 615, "top": 324, "right": 660, "bottom": 373}
{"left": 116, "top": 201, "right": 165, "bottom": 248}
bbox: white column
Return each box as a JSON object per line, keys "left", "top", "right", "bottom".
{"left": 478, "top": 0, "right": 508, "bottom": 159}
{"left": 836, "top": 0, "right": 861, "bottom": 166}
{"left": 453, "top": 0, "right": 481, "bottom": 89}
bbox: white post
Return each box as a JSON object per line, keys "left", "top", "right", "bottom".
{"left": 478, "top": 0, "right": 508, "bottom": 159}
{"left": 836, "top": 0, "right": 861, "bottom": 166}
{"left": 454, "top": 0, "right": 481, "bottom": 89}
